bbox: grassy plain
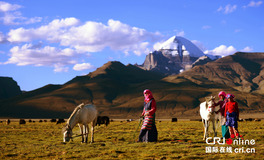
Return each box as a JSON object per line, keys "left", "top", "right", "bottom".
{"left": 0, "top": 120, "right": 263, "bottom": 159}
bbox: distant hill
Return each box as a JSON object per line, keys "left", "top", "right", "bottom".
{"left": 177, "top": 52, "right": 264, "bottom": 94}
{"left": 0, "top": 62, "right": 164, "bottom": 118}
{"left": 0, "top": 77, "right": 22, "bottom": 100}
{"left": 0, "top": 53, "right": 263, "bottom": 119}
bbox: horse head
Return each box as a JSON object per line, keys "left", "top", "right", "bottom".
{"left": 63, "top": 124, "right": 73, "bottom": 142}
{"left": 205, "top": 96, "right": 215, "bottom": 114}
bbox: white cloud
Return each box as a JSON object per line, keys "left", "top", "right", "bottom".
{"left": 241, "top": 46, "right": 253, "bottom": 52}
{"left": 217, "top": 4, "right": 237, "bottom": 14}
{"left": 204, "top": 45, "right": 237, "bottom": 57}
{"left": 0, "top": 1, "right": 41, "bottom": 25}
{"left": 4, "top": 43, "right": 78, "bottom": 72}
{"left": 0, "top": 1, "right": 21, "bottom": 12}
{"left": 54, "top": 64, "right": 69, "bottom": 72}
{"left": 202, "top": 25, "right": 211, "bottom": 30}
{"left": 243, "top": 1, "right": 263, "bottom": 8}
{"left": 8, "top": 17, "right": 80, "bottom": 42}
{"left": 73, "top": 63, "right": 94, "bottom": 71}
{"left": 61, "top": 19, "right": 161, "bottom": 55}
{"left": 8, "top": 18, "right": 162, "bottom": 56}
{"left": 24, "top": 17, "right": 42, "bottom": 25}
{"left": 0, "top": 31, "right": 6, "bottom": 43}
{"left": 3, "top": 18, "right": 165, "bottom": 72}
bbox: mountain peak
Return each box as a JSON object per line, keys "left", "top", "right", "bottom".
{"left": 87, "top": 61, "right": 126, "bottom": 78}
{"left": 139, "top": 36, "right": 212, "bottom": 75}
{"left": 102, "top": 61, "right": 126, "bottom": 70}
{"left": 158, "top": 36, "right": 205, "bottom": 58}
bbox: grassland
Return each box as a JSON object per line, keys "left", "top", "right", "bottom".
{"left": 0, "top": 120, "right": 263, "bottom": 159}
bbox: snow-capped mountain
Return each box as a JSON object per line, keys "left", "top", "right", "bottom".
{"left": 138, "top": 36, "right": 217, "bottom": 75}
{"left": 159, "top": 36, "right": 205, "bottom": 58}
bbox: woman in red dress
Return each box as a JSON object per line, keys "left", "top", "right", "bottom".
{"left": 138, "top": 89, "right": 158, "bottom": 142}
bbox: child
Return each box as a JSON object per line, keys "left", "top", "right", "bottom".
{"left": 224, "top": 94, "right": 239, "bottom": 138}
{"left": 215, "top": 91, "right": 230, "bottom": 138}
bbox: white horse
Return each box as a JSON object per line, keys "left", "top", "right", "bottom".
{"left": 63, "top": 103, "right": 98, "bottom": 143}
{"left": 200, "top": 96, "right": 217, "bottom": 140}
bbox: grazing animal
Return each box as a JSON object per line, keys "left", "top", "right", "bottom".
{"left": 254, "top": 119, "right": 261, "bottom": 122}
{"left": 96, "top": 116, "right": 110, "bottom": 126}
{"left": 171, "top": 118, "right": 178, "bottom": 122}
{"left": 245, "top": 118, "right": 253, "bottom": 121}
{"left": 50, "top": 119, "right": 57, "bottom": 122}
{"left": 6, "top": 119, "right": 11, "bottom": 125}
{"left": 200, "top": 96, "right": 216, "bottom": 140}
{"left": 56, "top": 119, "right": 65, "bottom": 124}
{"left": 63, "top": 103, "right": 97, "bottom": 143}
{"left": 19, "top": 119, "right": 26, "bottom": 125}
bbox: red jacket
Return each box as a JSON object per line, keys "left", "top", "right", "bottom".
{"left": 225, "top": 101, "right": 239, "bottom": 117}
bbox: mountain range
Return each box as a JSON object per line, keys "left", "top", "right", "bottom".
{"left": 0, "top": 52, "right": 264, "bottom": 119}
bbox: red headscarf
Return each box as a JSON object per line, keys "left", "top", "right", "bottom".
{"left": 143, "top": 89, "right": 154, "bottom": 102}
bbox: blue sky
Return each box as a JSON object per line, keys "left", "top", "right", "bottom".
{"left": 0, "top": 0, "right": 264, "bottom": 91}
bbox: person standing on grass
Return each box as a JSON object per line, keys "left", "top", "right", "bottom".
{"left": 224, "top": 94, "right": 240, "bottom": 139}
{"left": 215, "top": 91, "right": 230, "bottom": 138}
{"left": 138, "top": 89, "right": 158, "bottom": 142}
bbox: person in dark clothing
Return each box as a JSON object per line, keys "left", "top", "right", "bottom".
{"left": 138, "top": 89, "right": 158, "bottom": 142}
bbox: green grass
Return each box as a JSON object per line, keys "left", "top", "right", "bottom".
{"left": 0, "top": 120, "right": 263, "bottom": 159}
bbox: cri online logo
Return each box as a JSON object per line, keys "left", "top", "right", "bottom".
{"left": 206, "top": 137, "right": 226, "bottom": 145}
{"left": 206, "top": 137, "right": 255, "bottom": 145}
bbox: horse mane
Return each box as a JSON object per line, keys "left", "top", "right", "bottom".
{"left": 67, "top": 103, "right": 85, "bottom": 124}
{"left": 205, "top": 96, "right": 215, "bottom": 102}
